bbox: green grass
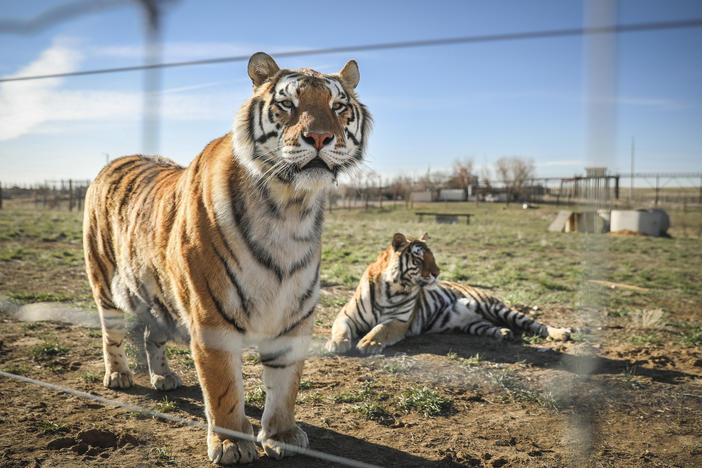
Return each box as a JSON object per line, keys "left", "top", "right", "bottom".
{"left": 298, "top": 379, "right": 313, "bottom": 390}
{"left": 154, "top": 396, "right": 178, "bottom": 413}
{"left": 244, "top": 353, "right": 260, "bottom": 364}
{"left": 30, "top": 339, "right": 68, "bottom": 359}
{"left": 42, "top": 421, "right": 69, "bottom": 434}
{"left": 148, "top": 446, "right": 175, "bottom": 464}
{"left": 1, "top": 201, "right": 701, "bottom": 380}
{"left": 522, "top": 334, "right": 547, "bottom": 345}
{"left": 490, "top": 370, "right": 560, "bottom": 410}
{"left": 397, "top": 386, "right": 453, "bottom": 417}
{"left": 333, "top": 383, "right": 378, "bottom": 404}
{"left": 679, "top": 323, "right": 702, "bottom": 346}
{"left": 353, "top": 402, "right": 394, "bottom": 424}
{"left": 3, "top": 364, "right": 29, "bottom": 375}
{"left": 320, "top": 205, "right": 702, "bottom": 313}
{"left": 245, "top": 385, "right": 267, "bottom": 408}
{"left": 8, "top": 292, "right": 76, "bottom": 303}
{"left": 23, "top": 322, "right": 44, "bottom": 330}
{"left": 446, "top": 350, "right": 483, "bottom": 366}
{"left": 166, "top": 346, "right": 195, "bottom": 368}
{"left": 630, "top": 334, "right": 664, "bottom": 346}
{"left": 81, "top": 371, "right": 102, "bottom": 383}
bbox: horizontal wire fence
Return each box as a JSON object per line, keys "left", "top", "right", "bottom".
{"left": 0, "top": 370, "right": 379, "bottom": 468}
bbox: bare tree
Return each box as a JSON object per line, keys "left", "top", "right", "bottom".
{"left": 393, "top": 175, "right": 414, "bottom": 206}
{"left": 449, "top": 157, "right": 476, "bottom": 198}
{"left": 494, "top": 156, "right": 535, "bottom": 204}
{"left": 479, "top": 165, "right": 493, "bottom": 188}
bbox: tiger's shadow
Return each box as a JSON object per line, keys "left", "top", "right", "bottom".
{"left": 380, "top": 333, "right": 697, "bottom": 385}
{"left": 113, "top": 381, "right": 448, "bottom": 467}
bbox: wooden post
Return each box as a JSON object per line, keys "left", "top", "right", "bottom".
{"left": 69, "top": 179, "right": 75, "bottom": 211}
{"left": 655, "top": 174, "right": 660, "bottom": 206}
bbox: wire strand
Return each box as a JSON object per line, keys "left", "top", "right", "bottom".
{"left": 0, "top": 370, "right": 380, "bottom": 468}
{"left": 0, "top": 0, "right": 176, "bottom": 35}
{"left": 2, "top": 18, "right": 702, "bottom": 83}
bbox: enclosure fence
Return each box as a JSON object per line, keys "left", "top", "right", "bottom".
{"left": 0, "top": 370, "right": 379, "bottom": 468}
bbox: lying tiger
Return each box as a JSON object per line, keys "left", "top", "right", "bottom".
{"left": 325, "top": 233, "right": 571, "bottom": 355}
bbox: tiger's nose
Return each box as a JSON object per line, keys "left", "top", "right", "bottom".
{"left": 302, "top": 132, "right": 333, "bottom": 150}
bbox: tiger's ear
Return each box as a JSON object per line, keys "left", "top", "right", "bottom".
{"left": 248, "top": 52, "right": 280, "bottom": 87}
{"left": 392, "top": 232, "right": 408, "bottom": 251}
{"left": 338, "top": 60, "right": 360, "bottom": 89}
{"left": 419, "top": 232, "right": 429, "bottom": 241}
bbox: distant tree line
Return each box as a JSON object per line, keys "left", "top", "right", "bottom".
{"left": 333, "top": 156, "right": 535, "bottom": 207}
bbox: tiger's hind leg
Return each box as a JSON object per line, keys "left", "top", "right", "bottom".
{"left": 431, "top": 299, "right": 515, "bottom": 341}
{"left": 144, "top": 322, "right": 182, "bottom": 391}
{"left": 532, "top": 322, "right": 571, "bottom": 341}
{"left": 98, "top": 304, "right": 134, "bottom": 389}
{"left": 462, "top": 320, "right": 514, "bottom": 341}
{"left": 494, "top": 304, "right": 571, "bottom": 341}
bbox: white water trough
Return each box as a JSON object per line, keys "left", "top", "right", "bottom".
{"left": 610, "top": 209, "right": 670, "bottom": 237}
{"left": 549, "top": 208, "right": 670, "bottom": 237}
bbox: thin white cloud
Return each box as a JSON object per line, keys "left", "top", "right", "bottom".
{"left": 0, "top": 41, "right": 252, "bottom": 141}
{"left": 614, "top": 96, "right": 687, "bottom": 111}
{"left": 92, "top": 41, "right": 254, "bottom": 60}
{"left": 0, "top": 39, "right": 82, "bottom": 140}
{"left": 160, "top": 82, "right": 224, "bottom": 94}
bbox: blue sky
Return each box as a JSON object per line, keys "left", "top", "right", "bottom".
{"left": 1, "top": 0, "right": 701, "bottom": 184}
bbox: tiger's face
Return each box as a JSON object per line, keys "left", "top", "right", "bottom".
{"left": 387, "top": 232, "right": 441, "bottom": 288}
{"left": 234, "top": 52, "right": 372, "bottom": 193}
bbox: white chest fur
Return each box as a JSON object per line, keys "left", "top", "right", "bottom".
{"left": 211, "top": 181, "right": 323, "bottom": 336}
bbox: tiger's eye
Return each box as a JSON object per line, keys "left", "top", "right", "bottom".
{"left": 280, "top": 100, "right": 294, "bottom": 109}
{"left": 332, "top": 102, "right": 345, "bottom": 111}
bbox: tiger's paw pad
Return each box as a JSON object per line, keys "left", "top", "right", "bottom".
{"left": 547, "top": 327, "right": 572, "bottom": 341}
{"left": 103, "top": 371, "right": 134, "bottom": 389}
{"left": 356, "top": 337, "right": 385, "bottom": 355}
{"left": 258, "top": 426, "right": 309, "bottom": 460}
{"left": 208, "top": 436, "right": 259, "bottom": 465}
{"left": 150, "top": 372, "right": 183, "bottom": 391}
{"left": 324, "top": 338, "right": 352, "bottom": 354}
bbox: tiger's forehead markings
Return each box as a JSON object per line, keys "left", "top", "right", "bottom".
{"left": 410, "top": 244, "right": 425, "bottom": 256}
{"left": 275, "top": 72, "right": 341, "bottom": 99}
{"left": 325, "top": 78, "right": 347, "bottom": 101}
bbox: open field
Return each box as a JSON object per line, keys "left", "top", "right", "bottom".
{"left": 1, "top": 200, "right": 701, "bottom": 467}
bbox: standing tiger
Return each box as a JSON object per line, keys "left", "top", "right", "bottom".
{"left": 83, "top": 52, "right": 370, "bottom": 464}
{"left": 325, "top": 233, "right": 570, "bottom": 355}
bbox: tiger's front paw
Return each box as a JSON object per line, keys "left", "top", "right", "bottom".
{"left": 547, "top": 327, "right": 571, "bottom": 341}
{"left": 208, "top": 434, "right": 259, "bottom": 465}
{"left": 103, "top": 370, "right": 134, "bottom": 389}
{"left": 150, "top": 371, "right": 183, "bottom": 391}
{"left": 257, "top": 425, "right": 309, "bottom": 460}
{"left": 356, "top": 336, "right": 385, "bottom": 355}
{"left": 324, "top": 337, "right": 352, "bottom": 354}
{"left": 497, "top": 328, "right": 514, "bottom": 341}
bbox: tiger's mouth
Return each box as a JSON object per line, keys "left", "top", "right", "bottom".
{"left": 417, "top": 276, "right": 438, "bottom": 287}
{"left": 301, "top": 156, "right": 332, "bottom": 172}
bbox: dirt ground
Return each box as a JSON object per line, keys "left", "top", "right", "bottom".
{"left": 1, "top": 306, "right": 700, "bottom": 468}
{"left": 1, "top": 203, "right": 701, "bottom": 467}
